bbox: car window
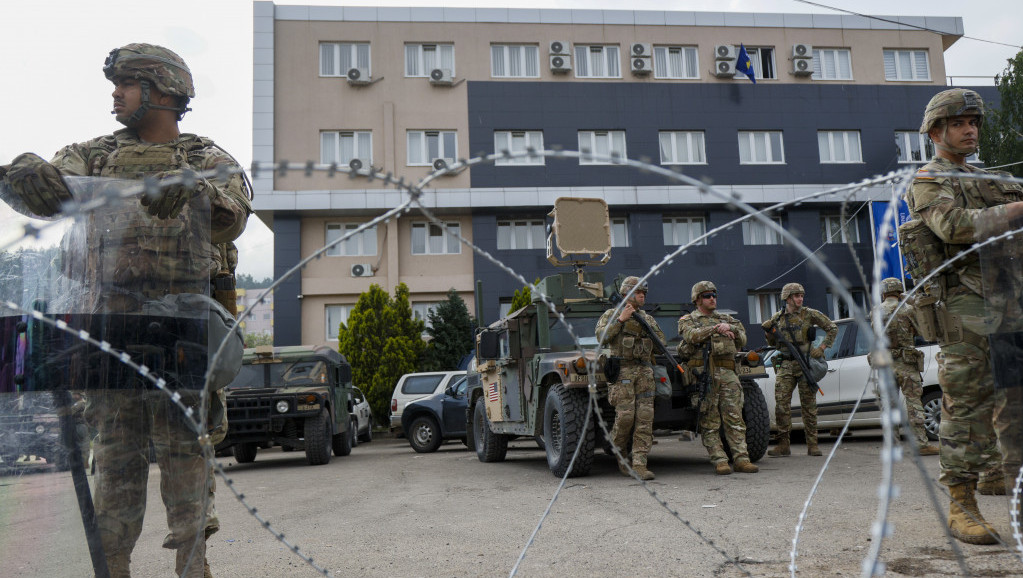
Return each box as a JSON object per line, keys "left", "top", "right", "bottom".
{"left": 283, "top": 360, "right": 328, "bottom": 385}
{"left": 813, "top": 323, "right": 848, "bottom": 360}
{"left": 352, "top": 388, "right": 365, "bottom": 404}
{"left": 451, "top": 376, "right": 468, "bottom": 397}
{"left": 852, "top": 324, "right": 871, "bottom": 357}
{"left": 402, "top": 374, "right": 445, "bottom": 394}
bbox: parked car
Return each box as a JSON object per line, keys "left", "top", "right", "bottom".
{"left": 759, "top": 318, "right": 941, "bottom": 440}
{"left": 389, "top": 370, "right": 466, "bottom": 435}
{"left": 352, "top": 387, "right": 373, "bottom": 443}
{"left": 401, "top": 375, "right": 470, "bottom": 453}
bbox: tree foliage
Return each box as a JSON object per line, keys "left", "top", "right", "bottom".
{"left": 422, "top": 289, "right": 475, "bottom": 371}
{"left": 337, "top": 283, "right": 425, "bottom": 422}
{"left": 244, "top": 332, "right": 273, "bottom": 347}
{"left": 509, "top": 277, "right": 540, "bottom": 314}
{"left": 236, "top": 273, "right": 273, "bottom": 289}
{"left": 980, "top": 49, "right": 1023, "bottom": 178}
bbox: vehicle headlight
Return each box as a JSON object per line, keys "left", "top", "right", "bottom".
{"left": 275, "top": 400, "right": 290, "bottom": 413}
{"left": 35, "top": 424, "right": 46, "bottom": 434}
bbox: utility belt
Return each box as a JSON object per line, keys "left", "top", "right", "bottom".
{"left": 687, "top": 356, "right": 735, "bottom": 370}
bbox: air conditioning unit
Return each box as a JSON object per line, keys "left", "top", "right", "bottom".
{"left": 350, "top": 263, "right": 374, "bottom": 278}
{"left": 429, "top": 68, "right": 453, "bottom": 85}
{"left": 792, "top": 58, "right": 813, "bottom": 76}
{"left": 549, "top": 40, "right": 569, "bottom": 55}
{"left": 714, "top": 44, "right": 737, "bottom": 60}
{"left": 714, "top": 60, "right": 736, "bottom": 78}
{"left": 432, "top": 158, "right": 449, "bottom": 171}
{"left": 630, "top": 57, "right": 652, "bottom": 75}
{"left": 792, "top": 43, "right": 813, "bottom": 59}
{"left": 549, "top": 54, "right": 572, "bottom": 73}
{"left": 630, "top": 43, "right": 652, "bottom": 57}
{"left": 346, "top": 67, "right": 371, "bottom": 85}
{"left": 348, "top": 158, "right": 364, "bottom": 172}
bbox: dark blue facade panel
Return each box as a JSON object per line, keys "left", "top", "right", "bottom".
{"left": 272, "top": 215, "right": 303, "bottom": 346}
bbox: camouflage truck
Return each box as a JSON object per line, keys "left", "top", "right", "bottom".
{"left": 218, "top": 345, "right": 357, "bottom": 466}
{"left": 465, "top": 198, "right": 770, "bottom": 477}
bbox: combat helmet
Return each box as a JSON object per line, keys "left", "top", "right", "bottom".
{"left": 880, "top": 277, "right": 904, "bottom": 297}
{"left": 691, "top": 280, "right": 717, "bottom": 303}
{"left": 620, "top": 276, "right": 648, "bottom": 298}
{"left": 919, "top": 88, "right": 984, "bottom": 134}
{"left": 104, "top": 43, "right": 194, "bottom": 124}
{"left": 781, "top": 282, "right": 805, "bottom": 301}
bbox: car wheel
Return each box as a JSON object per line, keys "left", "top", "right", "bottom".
{"left": 543, "top": 384, "right": 595, "bottom": 478}
{"left": 305, "top": 410, "right": 333, "bottom": 465}
{"left": 408, "top": 416, "right": 443, "bottom": 453}
{"left": 332, "top": 416, "right": 354, "bottom": 457}
{"left": 351, "top": 415, "right": 360, "bottom": 448}
{"left": 360, "top": 417, "right": 374, "bottom": 443}
{"left": 922, "top": 389, "right": 941, "bottom": 442}
{"left": 739, "top": 382, "right": 771, "bottom": 462}
{"left": 473, "top": 400, "right": 508, "bottom": 463}
{"left": 234, "top": 442, "right": 258, "bottom": 464}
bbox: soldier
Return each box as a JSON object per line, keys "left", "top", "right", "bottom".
{"left": 871, "top": 277, "right": 939, "bottom": 456}
{"left": 595, "top": 276, "right": 666, "bottom": 481}
{"left": 903, "top": 88, "right": 1023, "bottom": 544}
{"left": 678, "top": 281, "right": 758, "bottom": 475}
{"left": 762, "top": 282, "right": 837, "bottom": 457}
{"left": 0, "top": 44, "right": 251, "bottom": 576}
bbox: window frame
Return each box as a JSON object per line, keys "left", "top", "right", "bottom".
{"left": 325, "top": 222, "right": 378, "bottom": 257}
{"left": 573, "top": 44, "right": 621, "bottom": 79}
{"left": 662, "top": 216, "right": 707, "bottom": 247}
{"left": 407, "top": 130, "right": 458, "bottom": 166}
{"left": 742, "top": 216, "right": 784, "bottom": 246}
{"left": 411, "top": 302, "right": 442, "bottom": 329}
{"left": 405, "top": 43, "right": 455, "bottom": 78}
{"left": 817, "top": 130, "right": 863, "bottom": 164}
{"left": 748, "top": 291, "right": 782, "bottom": 324}
{"left": 821, "top": 214, "right": 861, "bottom": 244}
{"left": 883, "top": 49, "right": 930, "bottom": 82}
{"left": 411, "top": 221, "right": 462, "bottom": 255}
{"left": 320, "top": 130, "right": 373, "bottom": 166}
{"left": 496, "top": 219, "right": 547, "bottom": 250}
{"left": 652, "top": 46, "right": 699, "bottom": 79}
{"left": 811, "top": 48, "right": 852, "bottom": 81}
{"left": 895, "top": 131, "right": 935, "bottom": 163}
{"left": 490, "top": 44, "right": 540, "bottom": 78}
{"left": 319, "top": 42, "right": 371, "bottom": 77}
{"left": 494, "top": 130, "right": 545, "bottom": 166}
{"left": 659, "top": 130, "right": 707, "bottom": 165}
{"left": 610, "top": 217, "right": 630, "bottom": 248}
{"left": 578, "top": 130, "right": 627, "bottom": 165}
{"left": 733, "top": 46, "right": 776, "bottom": 80}
{"left": 826, "top": 289, "right": 867, "bottom": 320}
{"left": 325, "top": 304, "right": 352, "bottom": 342}
{"left": 738, "top": 131, "right": 785, "bottom": 164}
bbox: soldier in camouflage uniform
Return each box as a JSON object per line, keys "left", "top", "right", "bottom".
{"left": 761, "top": 283, "right": 837, "bottom": 457}
{"left": 595, "top": 276, "right": 665, "bottom": 481}
{"left": 0, "top": 44, "right": 251, "bottom": 576}
{"left": 678, "top": 281, "right": 758, "bottom": 475}
{"left": 904, "top": 88, "right": 1023, "bottom": 544}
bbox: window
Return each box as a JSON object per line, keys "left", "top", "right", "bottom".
{"left": 895, "top": 131, "right": 935, "bottom": 163}
{"left": 326, "top": 223, "right": 377, "bottom": 256}
{"left": 578, "top": 130, "right": 627, "bottom": 164}
{"left": 821, "top": 214, "right": 861, "bottom": 244}
{"left": 883, "top": 49, "right": 929, "bottom": 81}
{"left": 659, "top": 131, "right": 706, "bottom": 165}
{"left": 662, "top": 216, "right": 707, "bottom": 246}
{"left": 734, "top": 47, "right": 775, "bottom": 80}
{"left": 827, "top": 289, "right": 866, "bottom": 320}
{"left": 574, "top": 45, "right": 620, "bottom": 78}
{"left": 653, "top": 46, "right": 698, "bottom": 79}
{"left": 320, "top": 42, "right": 371, "bottom": 77}
{"left": 407, "top": 130, "right": 457, "bottom": 166}
{"left": 812, "top": 48, "right": 852, "bottom": 80}
{"left": 738, "top": 131, "right": 785, "bottom": 164}
{"left": 748, "top": 291, "right": 781, "bottom": 324}
{"left": 818, "top": 131, "right": 862, "bottom": 163}
{"left": 497, "top": 220, "right": 546, "bottom": 250}
{"left": 405, "top": 43, "right": 455, "bottom": 77}
{"left": 611, "top": 217, "right": 630, "bottom": 247}
{"left": 491, "top": 44, "right": 540, "bottom": 78}
{"left": 412, "top": 302, "right": 441, "bottom": 328}
{"left": 742, "top": 216, "right": 783, "bottom": 245}
{"left": 498, "top": 300, "right": 513, "bottom": 319}
{"left": 494, "top": 131, "right": 544, "bottom": 165}
{"left": 411, "top": 222, "right": 461, "bottom": 255}
{"left": 325, "top": 305, "right": 351, "bottom": 341}
{"left": 321, "top": 131, "right": 372, "bottom": 166}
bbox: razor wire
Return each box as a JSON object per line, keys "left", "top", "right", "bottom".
{"left": 1, "top": 150, "right": 1022, "bottom": 577}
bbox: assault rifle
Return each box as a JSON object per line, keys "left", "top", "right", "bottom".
{"left": 770, "top": 326, "right": 824, "bottom": 395}
{"left": 698, "top": 341, "right": 712, "bottom": 401}
{"left": 631, "top": 311, "right": 686, "bottom": 378}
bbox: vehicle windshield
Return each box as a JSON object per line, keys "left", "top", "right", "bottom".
{"left": 228, "top": 359, "right": 330, "bottom": 389}
{"left": 402, "top": 374, "right": 445, "bottom": 395}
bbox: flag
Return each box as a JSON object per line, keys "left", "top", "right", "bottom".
{"left": 736, "top": 43, "right": 756, "bottom": 84}
{"left": 487, "top": 382, "right": 499, "bottom": 403}
{"left": 869, "top": 200, "right": 912, "bottom": 280}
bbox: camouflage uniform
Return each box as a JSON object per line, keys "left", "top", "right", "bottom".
{"left": 874, "top": 294, "right": 931, "bottom": 445}
{"left": 762, "top": 304, "right": 837, "bottom": 449}
{"left": 678, "top": 309, "right": 749, "bottom": 465}
{"left": 596, "top": 301, "right": 665, "bottom": 477}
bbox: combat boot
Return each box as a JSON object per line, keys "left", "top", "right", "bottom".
{"left": 807, "top": 443, "right": 823, "bottom": 456}
{"left": 768, "top": 435, "right": 790, "bottom": 457}
{"left": 733, "top": 458, "right": 759, "bottom": 473}
{"left": 175, "top": 541, "right": 208, "bottom": 578}
{"left": 978, "top": 474, "right": 1006, "bottom": 495}
{"left": 715, "top": 461, "right": 732, "bottom": 475}
{"left": 618, "top": 459, "right": 631, "bottom": 477}
{"left": 632, "top": 456, "right": 655, "bottom": 480}
{"left": 918, "top": 444, "right": 940, "bottom": 456}
{"left": 948, "top": 482, "right": 999, "bottom": 545}
{"left": 105, "top": 552, "right": 131, "bottom": 578}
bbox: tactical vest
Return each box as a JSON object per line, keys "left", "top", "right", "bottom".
{"left": 610, "top": 316, "right": 654, "bottom": 362}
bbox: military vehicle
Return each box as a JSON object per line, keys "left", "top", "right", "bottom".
{"left": 218, "top": 345, "right": 357, "bottom": 466}
{"left": 465, "top": 198, "right": 770, "bottom": 477}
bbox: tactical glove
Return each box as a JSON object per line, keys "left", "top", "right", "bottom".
{"left": 140, "top": 169, "right": 201, "bottom": 219}
{"left": 810, "top": 345, "right": 825, "bottom": 359}
{"left": 4, "top": 153, "right": 73, "bottom": 216}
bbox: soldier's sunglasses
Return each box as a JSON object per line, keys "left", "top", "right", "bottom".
{"left": 700, "top": 292, "right": 717, "bottom": 299}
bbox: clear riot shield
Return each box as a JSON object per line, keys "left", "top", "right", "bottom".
{"left": 978, "top": 221, "right": 1023, "bottom": 518}
{"left": 0, "top": 176, "right": 216, "bottom": 577}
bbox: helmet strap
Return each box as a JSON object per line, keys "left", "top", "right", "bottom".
{"left": 122, "top": 79, "right": 190, "bottom": 126}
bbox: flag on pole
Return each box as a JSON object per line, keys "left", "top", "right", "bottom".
{"left": 736, "top": 44, "right": 756, "bottom": 84}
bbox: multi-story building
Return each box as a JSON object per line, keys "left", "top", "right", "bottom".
{"left": 237, "top": 288, "right": 275, "bottom": 338}
{"left": 252, "top": 2, "right": 995, "bottom": 348}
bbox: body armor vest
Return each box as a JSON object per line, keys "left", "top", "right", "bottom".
{"left": 610, "top": 316, "right": 654, "bottom": 362}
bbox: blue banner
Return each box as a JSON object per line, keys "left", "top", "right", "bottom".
{"left": 870, "top": 200, "right": 911, "bottom": 280}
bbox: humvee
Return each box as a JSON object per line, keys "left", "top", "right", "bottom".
{"left": 218, "top": 345, "right": 357, "bottom": 466}
{"left": 465, "top": 198, "right": 770, "bottom": 477}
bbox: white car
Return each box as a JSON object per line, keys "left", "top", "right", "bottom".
{"left": 758, "top": 318, "right": 941, "bottom": 440}
{"left": 389, "top": 371, "right": 467, "bottom": 434}
{"left": 352, "top": 387, "right": 373, "bottom": 443}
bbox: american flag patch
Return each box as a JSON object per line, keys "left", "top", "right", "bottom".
{"left": 487, "top": 382, "right": 499, "bottom": 403}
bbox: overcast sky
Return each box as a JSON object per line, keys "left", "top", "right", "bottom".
{"left": 3, "top": 0, "right": 1020, "bottom": 279}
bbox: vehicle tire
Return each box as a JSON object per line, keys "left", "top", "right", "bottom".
{"left": 543, "top": 384, "right": 595, "bottom": 478}
{"left": 741, "top": 382, "right": 771, "bottom": 462}
{"left": 408, "top": 416, "right": 443, "bottom": 453}
{"left": 359, "top": 417, "right": 374, "bottom": 443}
{"left": 921, "top": 389, "right": 942, "bottom": 442}
{"left": 350, "top": 415, "right": 359, "bottom": 448}
{"left": 281, "top": 445, "right": 295, "bottom": 452}
{"left": 234, "top": 442, "right": 258, "bottom": 463}
{"left": 473, "top": 400, "right": 508, "bottom": 462}
{"left": 331, "top": 416, "right": 354, "bottom": 458}
{"left": 305, "top": 410, "right": 333, "bottom": 465}
{"left": 534, "top": 434, "right": 546, "bottom": 451}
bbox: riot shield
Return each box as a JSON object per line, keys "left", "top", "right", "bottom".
{"left": 0, "top": 176, "right": 218, "bottom": 577}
